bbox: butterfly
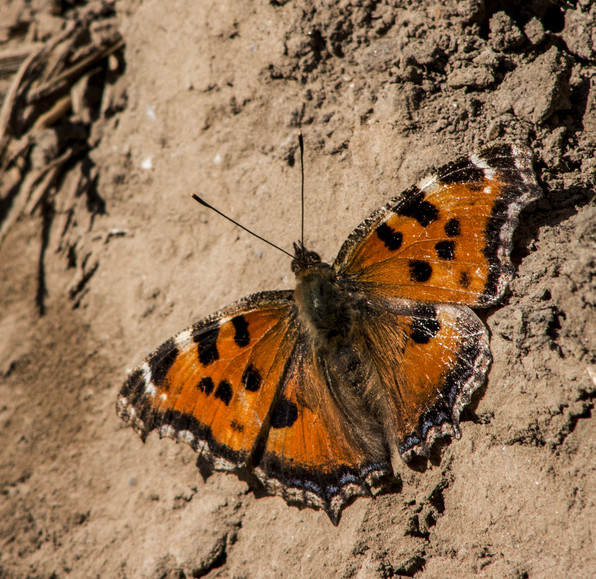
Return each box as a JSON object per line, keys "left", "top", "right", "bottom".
{"left": 117, "top": 143, "right": 541, "bottom": 524}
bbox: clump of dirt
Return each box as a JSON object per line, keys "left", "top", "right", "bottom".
{"left": 1, "top": 1, "right": 594, "bottom": 577}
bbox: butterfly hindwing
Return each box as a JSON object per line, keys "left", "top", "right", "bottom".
{"left": 254, "top": 338, "right": 391, "bottom": 523}
{"left": 353, "top": 297, "right": 490, "bottom": 461}
{"left": 335, "top": 143, "right": 541, "bottom": 307}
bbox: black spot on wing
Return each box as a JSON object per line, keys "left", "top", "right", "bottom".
{"left": 197, "top": 376, "right": 215, "bottom": 396}
{"left": 409, "top": 260, "right": 432, "bottom": 282}
{"left": 194, "top": 323, "right": 220, "bottom": 366}
{"left": 445, "top": 217, "right": 461, "bottom": 237}
{"left": 270, "top": 397, "right": 298, "bottom": 429}
{"left": 439, "top": 159, "right": 486, "bottom": 184}
{"left": 230, "top": 419, "right": 244, "bottom": 433}
{"left": 435, "top": 240, "right": 456, "bottom": 260}
{"left": 410, "top": 304, "right": 441, "bottom": 344}
{"left": 376, "top": 222, "right": 403, "bottom": 251}
{"left": 395, "top": 188, "right": 439, "bottom": 227}
{"left": 149, "top": 338, "right": 179, "bottom": 387}
{"left": 215, "top": 380, "right": 233, "bottom": 405}
{"left": 231, "top": 315, "right": 250, "bottom": 348}
{"left": 459, "top": 271, "right": 471, "bottom": 289}
{"left": 242, "top": 365, "right": 261, "bottom": 392}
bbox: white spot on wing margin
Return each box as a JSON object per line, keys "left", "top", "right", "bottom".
{"left": 142, "top": 362, "right": 156, "bottom": 396}
{"left": 470, "top": 153, "right": 496, "bottom": 180}
{"left": 175, "top": 328, "right": 193, "bottom": 349}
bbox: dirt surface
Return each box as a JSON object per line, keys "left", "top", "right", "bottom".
{"left": 1, "top": 0, "right": 595, "bottom": 577}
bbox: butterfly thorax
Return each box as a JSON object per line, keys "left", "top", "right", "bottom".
{"left": 291, "top": 241, "right": 355, "bottom": 347}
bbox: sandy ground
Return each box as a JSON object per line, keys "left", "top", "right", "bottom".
{"left": 1, "top": 0, "right": 595, "bottom": 577}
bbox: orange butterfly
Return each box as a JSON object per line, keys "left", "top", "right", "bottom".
{"left": 117, "top": 143, "right": 541, "bottom": 523}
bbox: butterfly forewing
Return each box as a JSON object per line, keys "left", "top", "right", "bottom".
{"left": 118, "top": 291, "right": 298, "bottom": 469}
{"left": 334, "top": 144, "right": 541, "bottom": 307}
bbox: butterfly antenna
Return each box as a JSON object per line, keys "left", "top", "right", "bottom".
{"left": 299, "top": 131, "right": 305, "bottom": 246}
{"left": 191, "top": 194, "right": 295, "bottom": 259}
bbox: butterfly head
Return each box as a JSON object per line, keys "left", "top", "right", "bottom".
{"left": 291, "top": 241, "right": 334, "bottom": 281}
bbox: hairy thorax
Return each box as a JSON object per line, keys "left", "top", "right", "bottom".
{"left": 292, "top": 248, "right": 356, "bottom": 349}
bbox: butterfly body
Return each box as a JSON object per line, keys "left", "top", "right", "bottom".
{"left": 292, "top": 242, "right": 354, "bottom": 347}
{"left": 118, "top": 143, "right": 542, "bottom": 523}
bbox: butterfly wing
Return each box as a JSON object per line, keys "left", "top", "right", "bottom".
{"left": 334, "top": 143, "right": 542, "bottom": 306}
{"left": 330, "top": 143, "right": 541, "bottom": 462}
{"left": 117, "top": 291, "right": 297, "bottom": 471}
{"left": 254, "top": 335, "right": 391, "bottom": 524}
{"left": 353, "top": 296, "right": 490, "bottom": 461}
{"left": 117, "top": 290, "right": 391, "bottom": 522}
